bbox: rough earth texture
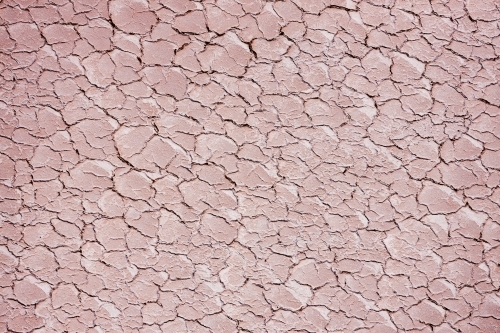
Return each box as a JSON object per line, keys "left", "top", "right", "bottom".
{"left": 1, "top": 0, "right": 500, "bottom": 332}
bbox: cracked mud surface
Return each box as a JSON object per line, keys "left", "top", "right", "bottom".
{"left": 1, "top": 0, "right": 500, "bottom": 332}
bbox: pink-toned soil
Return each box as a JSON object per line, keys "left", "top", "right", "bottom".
{"left": 1, "top": 0, "right": 500, "bottom": 332}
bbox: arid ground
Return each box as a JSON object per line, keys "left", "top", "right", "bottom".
{"left": 0, "top": 0, "right": 500, "bottom": 332}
